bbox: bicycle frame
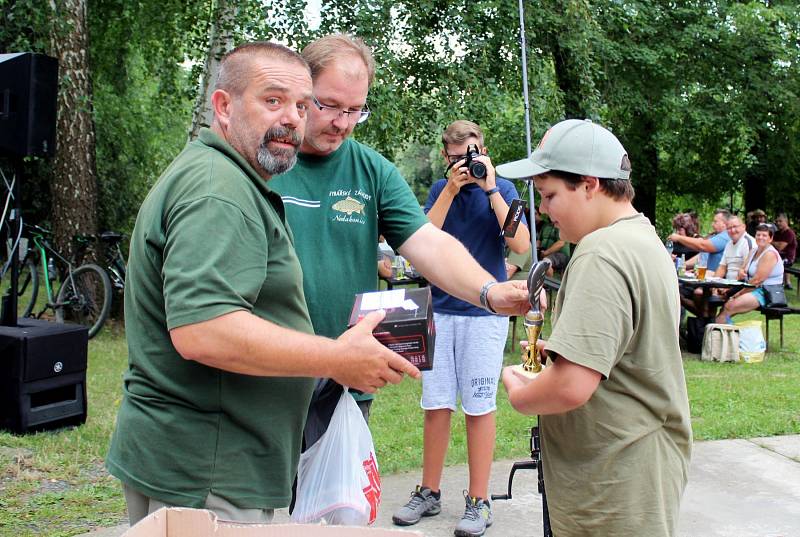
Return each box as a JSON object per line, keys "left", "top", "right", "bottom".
{"left": 26, "top": 230, "right": 91, "bottom": 319}
{"left": 29, "top": 231, "right": 81, "bottom": 313}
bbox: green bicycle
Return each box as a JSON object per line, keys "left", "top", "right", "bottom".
{"left": 3, "top": 224, "right": 112, "bottom": 338}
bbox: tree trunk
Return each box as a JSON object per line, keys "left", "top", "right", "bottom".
{"left": 628, "top": 112, "right": 658, "bottom": 226}
{"left": 49, "top": 0, "right": 98, "bottom": 259}
{"left": 189, "top": 0, "right": 237, "bottom": 141}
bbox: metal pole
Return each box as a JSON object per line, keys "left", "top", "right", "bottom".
{"left": 1, "top": 160, "right": 21, "bottom": 326}
{"left": 518, "top": 5, "right": 552, "bottom": 537}
{"left": 518, "top": 0, "right": 538, "bottom": 266}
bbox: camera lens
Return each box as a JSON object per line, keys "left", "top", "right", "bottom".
{"left": 469, "top": 161, "right": 487, "bottom": 180}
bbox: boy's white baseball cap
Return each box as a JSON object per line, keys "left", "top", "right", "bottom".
{"left": 497, "top": 119, "right": 631, "bottom": 180}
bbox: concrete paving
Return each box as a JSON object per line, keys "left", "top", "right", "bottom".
{"left": 78, "top": 435, "right": 800, "bottom": 536}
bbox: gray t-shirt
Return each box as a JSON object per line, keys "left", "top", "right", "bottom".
{"left": 720, "top": 233, "right": 754, "bottom": 280}
{"left": 543, "top": 213, "right": 692, "bottom": 537}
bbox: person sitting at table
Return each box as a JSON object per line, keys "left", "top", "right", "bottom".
{"left": 506, "top": 247, "right": 531, "bottom": 281}
{"left": 772, "top": 213, "right": 797, "bottom": 290}
{"left": 746, "top": 208, "right": 767, "bottom": 237}
{"left": 686, "top": 215, "right": 754, "bottom": 316}
{"left": 714, "top": 215, "right": 754, "bottom": 281}
{"left": 670, "top": 212, "right": 700, "bottom": 257}
{"left": 669, "top": 209, "right": 731, "bottom": 272}
{"left": 716, "top": 223, "right": 784, "bottom": 324}
{"left": 538, "top": 212, "right": 570, "bottom": 276}
{"left": 378, "top": 240, "right": 394, "bottom": 280}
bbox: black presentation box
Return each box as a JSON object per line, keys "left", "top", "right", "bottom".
{"left": 0, "top": 318, "right": 89, "bottom": 433}
{"left": 348, "top": 287, "right": 435, "bottom": 371}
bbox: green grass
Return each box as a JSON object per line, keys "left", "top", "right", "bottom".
{"left": 1, "top": 299, "right": 799, "bottom": 535}
{"left": 0, "top": 323, "right": 128, "bottom": 536}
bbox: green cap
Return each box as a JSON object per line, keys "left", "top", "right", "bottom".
{"left": 496, "top": 119, "right": 631, "bottom": 180}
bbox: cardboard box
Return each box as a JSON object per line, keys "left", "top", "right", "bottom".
{"left": 348, "top": 287, "right": 435, "bottom": 371}
{"left": 123, "top": 508, "right": 423, "bottom": 536}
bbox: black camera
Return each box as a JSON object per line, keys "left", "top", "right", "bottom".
{"left": 463, "top": 144, "right": 487, "bottom": 180}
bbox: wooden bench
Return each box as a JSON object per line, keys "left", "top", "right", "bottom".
{"left": 760, "top": 306, "right": 800, "bottom": 351}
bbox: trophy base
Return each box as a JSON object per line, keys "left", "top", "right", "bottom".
{"left": 510, "top": 363, "right": 544, "bottom": 379}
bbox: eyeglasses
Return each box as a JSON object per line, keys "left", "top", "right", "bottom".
{"left": 726, "top": 224, "right": 744, "bottom": 231}
{"left": 312, "top": 97, "right": 370, "bottom": 124}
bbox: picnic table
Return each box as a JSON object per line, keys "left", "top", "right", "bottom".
{"left": 678, "top": 275, "right": 754, "bottom": 319}
{"left": 380, "top": 273, "right": 428, "bottom": 290}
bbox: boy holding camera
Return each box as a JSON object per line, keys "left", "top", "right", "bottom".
{"left": 392, "top": 120, "right": 529, "bottom": 537}
{"left": 498, "top": 119, "right": 692, "bottom": 536}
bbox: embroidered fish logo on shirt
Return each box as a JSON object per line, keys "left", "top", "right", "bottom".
{"left": 332, "top": 196, "right": 365, "bottom": 216}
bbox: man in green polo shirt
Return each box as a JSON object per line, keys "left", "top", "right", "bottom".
{"left": 105, "top": 41, "right": 420, "bottom": 526}
{"left": 499, "top": 119, "right": 692, "bottom": 537}
{"left": 270, "top": 34, "right": 533, "bottom": 455}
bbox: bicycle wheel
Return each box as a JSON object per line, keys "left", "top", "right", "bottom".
{"left": 55, "top": 263, "right": 112, "bottom": 338}
{"left": 17, "top": 258, "right": 40, "bottom": 318}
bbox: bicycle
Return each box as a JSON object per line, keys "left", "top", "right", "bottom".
{"left": 97, "top": 230, "right": 127, "bottom": 292}
{"left": 5, "top": 224, "right": 112, "bottom": 338}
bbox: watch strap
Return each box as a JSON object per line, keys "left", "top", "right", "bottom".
{"left": 479, "top": 280, "right": 499, "bottom": 314}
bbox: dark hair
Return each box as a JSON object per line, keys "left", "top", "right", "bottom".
{"left": 755, "top": 223, "right": 775, "bottom": 238}
{"left": 544, "top": 170, "right": 635, "bottom": 202}
{"left": 216, "top": 42, "right": 309, "bottom": 96}
{"left": 713, "top": 208, "right": 731, "bottom": 220}
{"left": 672, "top": 213, "right": 698, "bottom": 237}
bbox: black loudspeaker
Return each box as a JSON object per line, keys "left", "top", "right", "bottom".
{"left": 0, "top": 318, "right": 88, "bottom": 433}
{"left": 0, "top": 52, "right": 58, "bottom": 157}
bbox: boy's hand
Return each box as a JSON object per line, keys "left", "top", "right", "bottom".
{"left": 445, "top": 159, "right": 473, "bottom": 196}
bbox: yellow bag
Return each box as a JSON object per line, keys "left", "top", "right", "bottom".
{"left": 735, "top": 320, "right": 766, "bottom": 363}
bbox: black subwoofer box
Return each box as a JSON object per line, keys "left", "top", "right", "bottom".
{"left": 0, "top": 52, "right": 59, "bottom": 157}
{"left": 0, "top": 318, "right": 88, "bottom": 433}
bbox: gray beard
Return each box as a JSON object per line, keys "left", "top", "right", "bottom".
{"left": 257, "top": 143, "right": 297, "bottom": 175}
{"left": 256, "top": 126, "right": 301, "bottom": 176}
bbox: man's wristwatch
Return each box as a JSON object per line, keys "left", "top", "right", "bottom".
{"left": 479, "top": 280, "right": 498, "bottom": 314}
{"left": 485, "top": 187, "right": 500, "bottom": 197}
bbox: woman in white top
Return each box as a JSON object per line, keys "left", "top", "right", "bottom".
{"left": 716, "top": 223, "right": 784, "bottom": 323}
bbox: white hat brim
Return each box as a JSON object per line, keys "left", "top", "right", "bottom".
{"left": 496, "top": 157, "right": 551, "bottom": 179}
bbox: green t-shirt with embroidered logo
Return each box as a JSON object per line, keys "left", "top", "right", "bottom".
{"left": 271, "top": 138, "right": 428, "bottom": 401}
{"left": 106, "top": 128, "right": 315, "bottom": 509}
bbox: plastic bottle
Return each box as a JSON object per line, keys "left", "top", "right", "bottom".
{"left": 47, "top": 257, "right": 57, "bottom": 281}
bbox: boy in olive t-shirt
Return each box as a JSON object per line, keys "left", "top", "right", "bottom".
{"left": 497, "top": 119, "right": 692, "bottom": 537}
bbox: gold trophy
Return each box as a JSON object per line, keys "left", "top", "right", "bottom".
{"left": 512, "top": 258, "right": 552, "bottom": 379}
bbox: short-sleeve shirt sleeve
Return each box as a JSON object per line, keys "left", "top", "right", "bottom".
{"left": 163, "top": 196, "right": 268, "bottom": 330}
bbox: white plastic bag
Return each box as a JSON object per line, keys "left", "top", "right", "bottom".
{"left": 736, "top": 320, "right": 766, "bottom": 363}
{"left": 291, "top": 390, "right": 381, "bottom": 525}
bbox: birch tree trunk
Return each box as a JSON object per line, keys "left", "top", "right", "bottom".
{"left": 189, "top": 0, "right": 237, "bottom": 140}
{"left": 49, "top": 0, "right": 98, "bottom": 257}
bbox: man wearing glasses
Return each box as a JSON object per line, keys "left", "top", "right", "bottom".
{"left": 715, "top": 215, "right": 754, "bottom": 281}
{"left": 270, "top": 34, "right": 530, "bottom": 451}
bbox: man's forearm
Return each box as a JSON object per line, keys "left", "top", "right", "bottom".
{"left": 400, "top": 223, "right": 493, "bottom": 306}
{"left": 504, "top": 356, "right": 601, "bottom": 415}
{"left": 670, "top": 234, "right": 715, "bottom": 253}
{"left": 170, "top": 310, "right": 421, "bottom": 392}
{"left": 171, "top": 310, "right": 345, "bottom": 377}
{"left": 542, "top": 239, "right": 565, "bottom": 257}
{"left": 425, "top": 189, "right": 456, "bottom": 229}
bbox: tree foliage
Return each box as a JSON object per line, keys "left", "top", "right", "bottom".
{"left": 2, "top": 0, "right": 798, "bottom": 240}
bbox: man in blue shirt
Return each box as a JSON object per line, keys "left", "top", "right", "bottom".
{"left": 392, "top": 120, "right": 529, "bottom": 537}
{"left": 669, "top": 209, "right": 731, "bottom": 272}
